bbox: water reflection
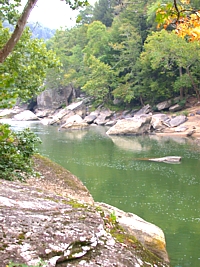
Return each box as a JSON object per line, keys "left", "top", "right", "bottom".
{"left": 109, "top": 135, "right": 150, "bottom": 152}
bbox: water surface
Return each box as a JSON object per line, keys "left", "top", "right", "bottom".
{"left": 8, "top": 121, "right": 200, "bottom": 267}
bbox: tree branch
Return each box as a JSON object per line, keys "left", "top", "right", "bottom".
{"left": 0, "top": 0, "right": 38, "bottom": 63}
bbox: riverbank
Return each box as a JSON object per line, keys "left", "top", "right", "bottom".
{"left": 155, "top": 105, "right": 200, "bottom": 138}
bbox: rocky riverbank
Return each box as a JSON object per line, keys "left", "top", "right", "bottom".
{"left": 0, "top": 155, "right": 170, "bottom": 267}
{"left": 1, "top": 96, "right": 200, "bottom": 139}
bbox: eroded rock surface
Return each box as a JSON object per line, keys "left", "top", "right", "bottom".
{"left": 96, "top": 202, "right": 170, "bottom": 263}
{"left": 0, "top": 177, "right": 170, "bottom": 267}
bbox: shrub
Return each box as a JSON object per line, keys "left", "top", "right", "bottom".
{"left": 0, "top": 124, "right": 41, "bottom": 181}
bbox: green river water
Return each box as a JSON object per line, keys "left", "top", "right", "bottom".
{"left": 9, "top": 121, "right": 200, "bottom": 267}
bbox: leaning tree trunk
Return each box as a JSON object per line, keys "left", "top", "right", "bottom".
{"left": 186, "top": 66, "right": 200, "bottom": 101}
{"left": 0, "top": 0, "right": 38, "bottom": 63}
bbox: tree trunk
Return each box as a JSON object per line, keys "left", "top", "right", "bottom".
{"left": 139, "top": 94, "right": 144, "bottom": 106}
{"left": 0, "top": 0, "right": 38, "bottom": 63}
{"left": 186, "top": 66, "right": 200, "bottom": 101}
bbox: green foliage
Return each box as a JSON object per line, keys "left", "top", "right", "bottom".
{"left": 0, "top": 124, "right": 41, "bottom": 181}
{"left": 64, "top": 0, "right": 90, "bottom": 10}
{"left": 44, "top": 0, "right": 200, "bottom": 108}
{"left": 139, "top": 29, "right": 200, "bottom": 102}
{"left": 0, "top": 23, "right": 60, "bottom": 108}
{"left": 0, "top": 0, "right": 21, "bottom": 25}
{"left": 82, "top": 55, "right": 115, "bottom": 105}
{"left": 6, "top": 259, "right": 46, "bottom": 267}
{"left": 93, "top": 0, "right": 114, "bottom": 27}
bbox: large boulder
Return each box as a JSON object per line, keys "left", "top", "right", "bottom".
{"left": 156, "top": 100, "right": 172, "bottom": 111}
{"left": 97, "top": 202, "right": 169, "bottom": 263}
{"left": 0, "top": 107, "right": 24, "bottom": 118}
{"left": 60, "top": 114, "right": 89, "bottom": 130}
{"left": 0, "top": 177, "right": 170, "bottom": 267}
{"left": 37, "top": 86, "right": 74, "bottom": 110}
{"left": 106, "top": 115, "right": 152, "bottom": 135}
{"left": 13, "top": 110, "right": 39, "bottom": 121}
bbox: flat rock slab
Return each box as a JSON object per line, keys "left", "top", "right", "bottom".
{"left": 0, "top": 179, "right": 170, "bottom": 267}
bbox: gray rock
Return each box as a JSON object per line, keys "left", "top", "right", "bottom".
{"left": 60, "top": 114, "right": 89, "bottom": 130}
{"left": 105, "top": 120, "right": 116, "bottom": 126}
{"left": 186, "top": 130, "right": 195, "bottom": 137}
{"left": 66, "top": 101, "right": 86, "bottom": 118}
{"left": 151, "top": 114, "right": 169, "bottom": 130}
{"left": 0, "top": 179, "right": 170, "bottom": 267}
{"left": 0, "top": 107, "right": 23, "bottom": 118}
{"left": 156, "top": 100, "right": 172, "bottom": 111}
{"left": 13, "top": 110, "right": 39, "bottom": 121}
{"left": 48, "top": 108, "right": 72, "bottom": 125}
{"left": 134, "top": 104, "right": 151, "bottom": 115}
{"left": 175, "top": 126, "right": 188, "bottom": 132}
{"left": 169, "top": 104, "right": 182, "bottom": 112}
{"left": 35, "top": 109, "right": 52, "bottom": 118}
{"left": 97, "top": 202, "right": 170, "bottom": 263}
{"left": 169, "top": 115, "right": 187, "bottom": 127}
{"left": 94, "top": 110, "right": 113, "bottom": 125}
{"left": 37, "top": 86, "right": 73, "bottom": 110}
{"left": 106, "top": 115, "right": 151, "bottom": 135}
{"left": 84, "top": 114, "right": 97, "bottom": 124}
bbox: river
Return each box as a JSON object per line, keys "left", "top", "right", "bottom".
{"left": 8, "top": 120, "right": 200, "bottom": 267}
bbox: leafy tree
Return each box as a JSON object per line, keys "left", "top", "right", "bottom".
{"left": 0, "top": 124, "right": 41, "bottom": 181}
{"left": 83, "top": 21, "right": 110, "bottom": 62}
{"left": 155, "top": 0, "right": 200, "bottom": 41}
{"left": 140, "top": 29, "right": 200, "bottom": 101}
{"left": 0, "top": 0, "right": 89, "bottom": 63}
{"left": 82, "top": 55, "right": 115, "bottom": 105}
{"left": 93, "top": 0, "right": 114, "bottom": 27}
{"left": 77, "top": 5, "right": 94, "bottom": 25}
{"left": 0, "top": 24, "right": 60, "bottom": 108}
{"left": 109, "top": 18, "right": 143, "bottom": 103}
{"left": 46, "top": 25, "right": 88, "bottom": 90}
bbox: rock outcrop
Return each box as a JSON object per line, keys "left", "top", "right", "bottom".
{"left": 37, "top": 86, "right": 74, "bottom": 110}
{"left": 96, "top": 202, "right": 169, "bottom": 263}
{"left": 0, "top": 156, "right": 170, "bottom": 267}
{"left": 2, "top": 96, "right": 200, "bottom": 137}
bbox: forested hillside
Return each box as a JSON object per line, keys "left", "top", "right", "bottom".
{"left": 45, "top": 0, "right": 200, "bottom": 109}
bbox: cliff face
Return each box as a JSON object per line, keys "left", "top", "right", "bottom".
{"left": 0, "top": 156, "right": 170, "bottom": 267}
{"left": 37, "top": 86, "right": 75, "bottom": 110}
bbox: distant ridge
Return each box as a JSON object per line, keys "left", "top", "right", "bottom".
{"left": 3, "top": 21, "right": 56, "bottom": 40}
